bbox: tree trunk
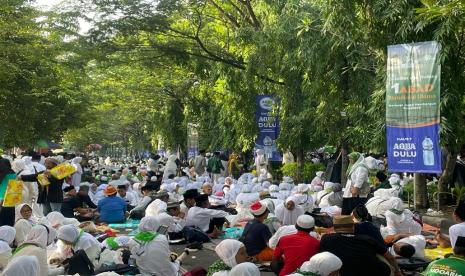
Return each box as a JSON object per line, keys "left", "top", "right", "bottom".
{"left": 414, "top": 173, "right": 429, "bottom": 209}
{"left": 295, "top": 148, "right": 304, "bottom": 183}
{"left": 438, "top": 150, "right": 457, "bottom": 208}
{"left": 341, "top": 147, "right": 348, "bottom": 186}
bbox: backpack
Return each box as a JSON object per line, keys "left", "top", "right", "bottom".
{"left": 65, "top": 249, "right": 94, "bottom": 276}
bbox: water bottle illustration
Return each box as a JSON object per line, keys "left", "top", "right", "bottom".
{"left": 263, "top": 136, "right": 274, "bottom": 159}
{"left": 422, "top": 136, "right": 434, "bottom": 166}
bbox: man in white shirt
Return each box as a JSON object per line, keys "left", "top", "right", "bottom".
{"left": 193, "top": 150, "right": 207, "bottom": 177}
{"left": 180, "top": 189, "right": 199, "bottom": 216}
{"left": 449, "top": 202, "right": 465, "bottom": 249}
{"left": 185, "top": 194, "right": 228, "bottom": 235}
{"left": 117, "top": 184, "right": 137, "bottom": 209}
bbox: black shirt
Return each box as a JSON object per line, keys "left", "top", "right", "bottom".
{"left": 78, "top": 194, "right": 97, "bottom": 209}
{"left": 354, "top": 221, "right": 387, "bottom": 250}
{"left": 320, "top": 233, "right": 390, "bottom": 276}
{"left": 61, "top": 197, "right": 81, "bottom": 218}
{"left": 240, "top": 219, "right": 272, "bottom": 256}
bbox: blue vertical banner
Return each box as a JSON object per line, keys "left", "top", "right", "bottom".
{"left": 386, "top": 41, "right": 441, "bottom": 173}
{"left": 255, "top": 95, "right": 282, "bottom": 161}
{"left": 187, "top": 123, "right": 199, "bottom": 159}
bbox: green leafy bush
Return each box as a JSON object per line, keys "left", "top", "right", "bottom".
{"left": 281, "top": 162, "right": 325, "bottom": 183}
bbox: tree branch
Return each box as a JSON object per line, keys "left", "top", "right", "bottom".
{"left": 207, "top": 0, "right": 241, "bottom": 29}
{"left": 237, "top": 0, "right": 261, "bottom": 30}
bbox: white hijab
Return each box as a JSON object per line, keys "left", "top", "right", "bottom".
{"left": 275, "top": 196, "right": 304, "bottom": 226}
{"left": 24, "top": 225, "right": 49, "bottom": 248}
{"left": 57, "top": 225, "right": 100, "bottom": 251}
{"left": 2, "top": 255, "right": 40, "bottom": 276}
{"left": 15, "top": 203, "right": 36, "bottom": 224}
{"left": 145, "top": 199, "right": 167, "bottom": 217}
{"left": 0, "top": 226, "right": 15, "bottom": 254}
{"left": 230, "top": 262, "right": 260, "bottom": 276}
{"left": 291, "top": 252, "right": 342, "bottom": 276}
{"left": 139, "top": 216, "right": 161, "bottom": 232}
{"left": 46, "top": 212, "right": 80, "bottom": 228}
{"left": 215, "top": 239, "right": 244, "bottom": 267}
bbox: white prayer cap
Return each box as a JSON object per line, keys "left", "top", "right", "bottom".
{"left": 296, "top": 215, "right": 315, "bottom": 229}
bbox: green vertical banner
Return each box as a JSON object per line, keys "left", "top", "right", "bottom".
{"left": 386, "top": 41, "right": 441, "bottom": 173}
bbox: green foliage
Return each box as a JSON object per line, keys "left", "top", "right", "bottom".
{"left": 281, "top": 162, "right": 298, "bottom": 180}
{"left": 281, "top": 162, "right": 325, "bottom": 183}
{"left": 452, "top": 182, "right": 465, "bottom": 204}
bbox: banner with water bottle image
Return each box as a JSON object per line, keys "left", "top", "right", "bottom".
{"left": 386, "top": 41, "right": 441, "bottom": 173}
{"left": 255, "top": 95, "right": 282, "bottom": 162}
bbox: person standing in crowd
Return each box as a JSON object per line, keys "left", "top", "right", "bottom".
{"left": 0, "top": 158, "right": 16, "bottom": 226}
{"left": 194, "top": 150, "right": 207, "bottom": 177}
{"left": 320, "top": 215, "right": 402, "bottom": 276}
{"left": 241, "top": 201, "right": 273, "bottom": 262}
{"left": 208, "top": 152, "right": 224, "bottom": 184}
{"left": 97, "top": 185, "right": 127, "bottom": 223}
{"left": 423, "top": 236, "right": 465, "bottom": 276}
{"left": 70, "top": 157, "right": 83, "bottom": 189}
{"left": 272, "top": 215, "right": 320, "bottom": 276}
{"left": 163, "top": 155, "right": 179, "bottom": 180}
{"left": 342, "top": 152, "right": 369, "bottom": 215}
{"left": 228, "top": 152, "right": 241, "bottom": 179}
{"left": 19, "top": 156, "right": 65, "bottom": 215}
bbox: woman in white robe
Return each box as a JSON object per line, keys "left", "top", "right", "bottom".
{"left": 2, "top": 255, "right": 40, "bottom": 276}
{"left": 56, "top": 225, "right": 102, "bottom": 267}
{"left": 274, "top": 196, "right": 304, "bottom": 226}
{"left": 71, "top": 157, "right": 83, "bottom": 189}
{"left": 0, "top": 226, "right": 15, "bottom": 271}
{"left": 14, "top": 203, "right": 37, "bottom": 246}
{"left": 128, "top": 216, "right": 179, "bottom": 276}
{"left": 163, "top": 155, "right": 178, "bottom": 180}
{"left": 12, "top": 224, "right": 62, "bottom": 276}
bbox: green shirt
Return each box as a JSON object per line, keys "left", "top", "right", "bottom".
{"left": 0, "top": 173, "right": 17, "bottom": 201}
{"left": 423, "top": 255, "right": 465, "bottom": 276}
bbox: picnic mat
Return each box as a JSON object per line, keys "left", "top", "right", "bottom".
{"left": 425, "top": 247, "right": 453, "bottom": 260}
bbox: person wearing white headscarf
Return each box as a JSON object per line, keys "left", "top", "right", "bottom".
{"left": 11, "top": 159, "right": 36, "bottom": 207}
{"left": 365, "top": 195, "right": 404, "bottom": 219}
{"left": 382, "top": 208, "right": 422, "bottom": 238}
{"left": 288, "top": 252, "right": 342, "bottom": 276}
{"left": 128, "top": 216, "right": 180, "bottom": 276}
{"left": 145, "top": 199, "right": 184, "bottom": 233}
{"left": 207, "top": 239, "right": 248, "bottom": 276}
{"left": 235, "top": 185, "right": 260, "bottom": 212}
{"left": 342, "top": 152, "right": 369, "bottom": 215}
{"left": 163, "top": 155, "right": 178, "bottom": 180}
{"left": 12, "top": 224, "right": 62, "bottom": 276}
{"left": 14, "top": 203, "right": 37, "bottom": 246}
{"left": 46, "top": 211, "right": 80, "bottom": 229}
{"left": 0, "top": 226, "right": 15, "bottom": 270}
{"left": 310, "top": 171, "right": 325, "bottom": 189}
{"left": 293, "top": 184, "right": 314, "bottom": 213}
{"left": 254, "top": 149, "right": 267, "bottom": 173}
{"left": 319, "top": 183, "right": 343, "bottom": 209}
{"left": 57, "top": 225, "right": 102, "bottom": 267}
{"left": 71, "top": 157, "right": 83, "bottom": 189}
{"left": 269, "top": 185, "right": 285, "bottom": 200}
{"left": 229, "top": 262, "right": 260, "bottom": 276}
{"left": 2, "top": 255, "right": 40, "bottom": 276}
{"left": 274, "top": 196, "right": 304, "bottom": 226}
{"left": 278, "top": 183, "right": 292, "bottom": 199}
